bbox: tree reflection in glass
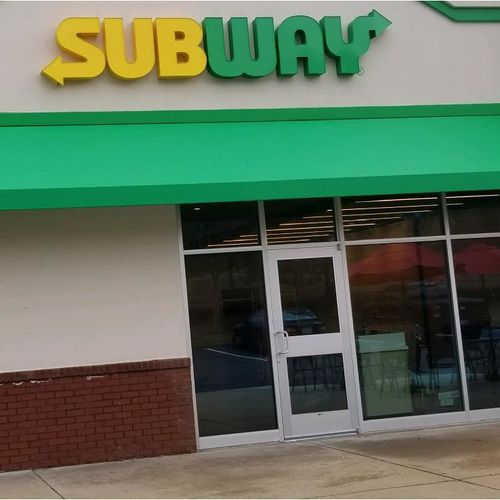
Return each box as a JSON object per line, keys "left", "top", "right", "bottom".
{"left": 185, "top": 252, "right": 277, "bottom": 436}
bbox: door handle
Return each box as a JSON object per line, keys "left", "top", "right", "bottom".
{"left": 275, "top": 330, "right": 290, "bottom": 354}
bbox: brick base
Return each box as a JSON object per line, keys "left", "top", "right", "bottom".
{"left": 0, "top": 358, "right": 196, "bottom": 472}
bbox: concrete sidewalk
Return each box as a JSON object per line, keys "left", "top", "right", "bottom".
{"left": 2, "top": 421, "right": 500, "bottom": 498}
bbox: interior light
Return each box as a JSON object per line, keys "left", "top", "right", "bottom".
{"left": 268, "top": 238, "right": 311, "bottom": 243}
{"left": 354, "top": 197, "right": 437, "bottom": 204}
{"left": 447, "top": 194, "right": 500, "bottom": 199}
{"left": 343, "top": 223, "right": 376, "bottom": 227}
{"left": 279, "top": 221, "right": 334, "bottom": 226}
{"left": 207, "top": 242, "right": 259, "bottom": 248}
{"left": 267, "top": 232, "right": 332, "bottom": 238}
{"left": 343, "top": 216, "right": 402, "bottom": 222}
{"left": 343, "top": 204, "right": 438, "bottom": 211}
{"left": 302, "top": 215, "right": 333, "bottom": 219}
{"left": 267, "top": 225, "right": 334, "bottom": 232}
{"left": 343, "top": 210, "right": 432, "bottom": 217}
{"left": 222, "top": 238, "right": 259, "bottom": 243}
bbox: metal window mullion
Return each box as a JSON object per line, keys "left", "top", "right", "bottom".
{"left": 262, "top": 241, "right": 340, "bottom": 251}
{"left": 259, "top": 200, "right": 288, "bottom": 441}
{"left": 344, "top": 235, "right": 447, "bottom": 246}
{"left": 442, "top": 192, "right": 471, "bottom": 416}
{"left": 258, "top": 200, "right": 268, "bottom": 249}
{"left": 175, "top": 205, "right": 201, "bottom": 447}
{"left": 335, "top": 197, "right": 345, "bottom": 245}
{"left": 183, "top": 245, "right": 262, "bottom": 255}
{"left": 450, "top": 232, "right": 500, "bottom": 240}
{"left": 335, "top": 196, "right": 363, "bottom": 430}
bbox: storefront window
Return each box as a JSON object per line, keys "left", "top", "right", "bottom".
{"left": 181, "top": 202, "right": 260, "bottom": 249}
{"left": 264, "top": 198, "right": 335, "bottom": 245}
{"left": 453, "top": 238, "right": 500, "bottom": 410}
{"left": 342, "top": 194, "right": 443, "bottom": 240}
{"left": 447, "top": 191, "right": 500, "bottom": 234}
{"left": 185, "top": 252, "right": 277, "bottom": 436}
{"left": 181, "top": 193, "right": 500, "bottom": 439}
{"left": 347, "top": 242, "right": 463, "bottom": 419}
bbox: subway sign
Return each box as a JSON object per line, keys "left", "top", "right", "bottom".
{"left": 41, "top": 12, "right": 391, "bottom": 86}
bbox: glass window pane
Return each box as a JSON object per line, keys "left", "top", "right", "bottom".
{"left": 185, "top": 252, "right": 277, "bottom": 436}
{"left": 447, "top": 191, "right": 500, "bottom": 234}
{"left": 347, "top": 242, "right": 463, "bottom": 419}
{"left": 287, "top": 354, "right": 348, "bottom": 414}
{"left": 453, "top": 238, "right": 500, "bottom": 410}
{"left": 264, "top": 198, "right": 335, "bottom": 245}
{"left": 181, "top": 202, "right": 260, "bottom": 250}
{"left": 278, "top": 257, "right": 340, "bottom": 335}
{"left": 341, "top": 194, "right": 443, "bottom": 240}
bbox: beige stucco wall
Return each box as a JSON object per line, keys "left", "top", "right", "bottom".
{"left": 0, "top": 205, "right": 188, "bottom": 372}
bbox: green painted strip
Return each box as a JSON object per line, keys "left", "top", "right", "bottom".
{"left": 424, "top": 1, "right": 500, "bottom": 22}
{"left": 2, "top": 103, "right": 500, "bottom": 128}
{"left": 1, "top": 114, "right": 500, "bottom": 210}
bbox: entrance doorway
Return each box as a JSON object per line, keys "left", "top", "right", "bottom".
{"left": 267, "top": 247, "right": 358, "bottom": 438}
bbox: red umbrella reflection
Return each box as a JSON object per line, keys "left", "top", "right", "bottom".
{"left": 454, "top": 241, "right": 500, "bottom": 379}
{"left": 454, "top": 242, "right": 500, "bottom": 275}
{"left": 349, "top": 243, "right": 445, "bottom": 285}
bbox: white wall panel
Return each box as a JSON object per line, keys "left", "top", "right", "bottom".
{"left": 1, "top": 1, "right": 500, "bottom": 112}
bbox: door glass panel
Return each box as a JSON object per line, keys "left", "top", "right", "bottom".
{"left": 287, "top": 354, "right": 348, "bottom": 414}
{"left": 264, "top": 198, "right": 336, "bottom": 245}
{"left": 278, "top": 257, "right": 339, "bottom": 335}
{"left": 185, "top": 252, "right": 277, "bottom": 437}
{"left": 347, "top": 242, "right": 463, "bottom": 419}
{"left": 453, "top": 238, "right": 500, "bottom": 410}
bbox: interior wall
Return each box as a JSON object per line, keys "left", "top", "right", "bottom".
{"left": 0, "top": 205, "right": 188, "bottom": 372}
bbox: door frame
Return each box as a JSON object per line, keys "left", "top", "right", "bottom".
{"left": 265, "top": 244, "right": 360, "bottom": 439}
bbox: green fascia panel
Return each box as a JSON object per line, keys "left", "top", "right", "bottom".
{"left": 3, "top": 103, "right": 500, "bottom": 127}
{"left": 1, "top": 112, "right": 500, "bottom": 210}
{"left": 423, "top": 1, "right": 500, "bottom": 22}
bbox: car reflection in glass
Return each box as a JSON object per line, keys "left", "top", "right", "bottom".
{"left": 282, "top": 308, "right": 325, "bottom": 336}
{"left": 233, "top": 309, "right": 325, "bottom": 354}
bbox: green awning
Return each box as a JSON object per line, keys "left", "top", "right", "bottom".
{"left": 1, "top": 107, "right": 500, "bottom": 210}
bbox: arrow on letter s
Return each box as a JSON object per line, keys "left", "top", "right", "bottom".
{"left": 41, "top": 18, "right": 106, "bottom": 86}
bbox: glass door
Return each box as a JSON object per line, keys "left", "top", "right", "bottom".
{"left": 267, "top": 247, "right": 358, "bottom": 439}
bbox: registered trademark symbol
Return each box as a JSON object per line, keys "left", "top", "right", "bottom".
{"left": 358, "top": 67, "right": 365, "bottom": 76}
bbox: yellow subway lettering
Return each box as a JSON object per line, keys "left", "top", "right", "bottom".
{"left": 104, "top": 18, "right": 156, "bottom": 80}
{"left": 155, "top": 18, "right": 207, "bottom": 78}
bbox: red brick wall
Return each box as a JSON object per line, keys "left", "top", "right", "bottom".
{"left": 0, "top": 358, "right": 196, "bottom": 472}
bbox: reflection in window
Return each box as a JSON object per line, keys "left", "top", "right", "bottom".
{"left": 264, "top": 198, "right": 335, "bottom": 245}
{"left": 453, "top": 238, "right": 500, "bottom": 410}
{"left": 287, "top": 354, "right": 347, "bottom": 414}
{"left": 181, "top": 202, "right": 260, "bottom": 250}
{"left": 185, "top": 252, "right": 277, "bottom": 436}
{"left": 278, "top": 258, "right": 340, "bottom": 335}
{"left": 341, "top": 194, "right": 443, "bottom": 240}
{"left": 447, "top": 191, "right": 500, "bottom": 234}
{"left": 348, "top": 242, "right": 463, "bottom": 419}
